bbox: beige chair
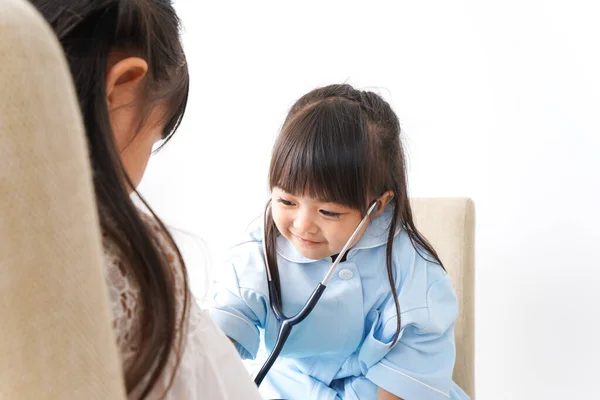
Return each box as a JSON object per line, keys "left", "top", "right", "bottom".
{"left": 411, "top": 198, "right": 475, "bottom": 399}
{"left": 0, "top": 0, "right": 127, "bottom": 398}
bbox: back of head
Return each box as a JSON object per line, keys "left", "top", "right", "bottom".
{"left": 33, "top": 0, "right": 189, "bottom": 156}
{"left": 30, "top": 0, "right": 190, "bottom": 397}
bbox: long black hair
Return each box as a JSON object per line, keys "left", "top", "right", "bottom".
{"left": 31, "top": 1, "right": 189, "bottom": 397}
{"left": 266, "top": 84, "right": 444, "bottom": 346}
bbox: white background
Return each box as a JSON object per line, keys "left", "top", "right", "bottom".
{"left": 139, "top": 1, "right": 600, "bottom": 398}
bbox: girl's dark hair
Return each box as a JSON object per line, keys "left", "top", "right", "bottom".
{"left": 266, "top": 83, "right": 444, "bottom": 346}
{"left": 31, "top": 0, "right": 190, "bottom": 397}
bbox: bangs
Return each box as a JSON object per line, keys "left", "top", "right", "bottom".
{"left": 269, "top": 99, "right": 371, "bottom": 212}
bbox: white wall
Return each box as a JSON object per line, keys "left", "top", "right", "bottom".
{"left": 139, "top": 1, "right": 600, "bottom": 398}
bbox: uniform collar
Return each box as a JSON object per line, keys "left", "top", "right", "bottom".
{"left": 275, "top": 206, "right": 400, "bottom": 264}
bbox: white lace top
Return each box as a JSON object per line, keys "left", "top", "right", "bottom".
{"left": 102, "top": 213, "right": 262, "bottom": 400}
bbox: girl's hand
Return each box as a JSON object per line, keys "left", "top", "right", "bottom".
{"left": 378, "top": 387, "right": 403, "bottom": 400}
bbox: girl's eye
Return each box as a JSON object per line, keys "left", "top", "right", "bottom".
{"left": 320, "top": 209, "right": 341, "bottom": 218}
{"left": 277, "top": 198, "right": 295, "bottom": 206}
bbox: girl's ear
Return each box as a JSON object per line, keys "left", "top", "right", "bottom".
{"left": 105, "top": 56, "right": 148, "bottom": 110}
{"left": 105, "top": 56, "right": 149, "bottom": 152}
{"left": 371, "top": 190, "right": 395, "bottom": 218}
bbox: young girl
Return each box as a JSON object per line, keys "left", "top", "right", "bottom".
{"left": 31, "top": 1, "right": 261, "bottom": 399}
{"left": 211, "top": 84, "right": 470, "bottom": 400}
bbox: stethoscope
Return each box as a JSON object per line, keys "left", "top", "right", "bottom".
{"left": 254, "top": 200, "right": 379, "bottom": 386}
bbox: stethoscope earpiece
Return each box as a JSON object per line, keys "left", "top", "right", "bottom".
{"left": 366, "top": 199, "right": 380, "bottom": 218}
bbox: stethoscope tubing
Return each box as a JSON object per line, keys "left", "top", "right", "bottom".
{"left": 254, "top": 201, "right": 378, "bottom": 387}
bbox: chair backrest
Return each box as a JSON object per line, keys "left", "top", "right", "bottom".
{"left": 0, "top": 0, "right": 127, "bottom": 398}
{"left": 411, "top": 198, "right": 475, "bottom": 398}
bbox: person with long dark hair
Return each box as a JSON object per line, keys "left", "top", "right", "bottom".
{"left": 30, "top": 1, "right": 262, "bottom": 398}
{"left": 211, "top": 84, "right": 470, "bottom": 400}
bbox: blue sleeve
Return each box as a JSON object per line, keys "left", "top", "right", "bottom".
{"left": 209, "top": 247, "right": 269, "bottom": 360}
{"left": 359, "top": 265, "right": 459, "bottom": 400}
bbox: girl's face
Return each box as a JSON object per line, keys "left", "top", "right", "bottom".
{"left": 271, "top": 187, "right": 369, "bottom": 260}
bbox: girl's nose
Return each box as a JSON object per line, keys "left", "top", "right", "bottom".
{"left": 293, "top": 209, "right": 317, "bottom": 234}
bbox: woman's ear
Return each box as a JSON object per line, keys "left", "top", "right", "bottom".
{"left": 105, "top": 56, "right": 148, "bottom": 110}
{"left": 371, "top": 190, "right": 395, "bottom": 218}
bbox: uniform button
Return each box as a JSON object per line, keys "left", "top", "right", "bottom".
{"left": 338, "top": 269, "right": 354, "bottom": 280}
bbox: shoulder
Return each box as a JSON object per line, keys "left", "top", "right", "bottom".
{"left": 216, "top": 218, "right": 268, "bottom": 292}
{"left": 137, "top": 210, "right": 188, "bottom": 296}
{"left": 391, "top": 230, "right": 447, "bottom": 287}
{"left": 100, "top": 228, "right": 141, "bottom": 368}
{"left": 360, "top": 227, "right": 454, "bottom": 328}
{"left": 139, "top": 210, "right": 178, "bottom": 261}
{"left": 394, "top": 232, "right": 457, "bottom": 333}
{"left": 100, "top": 210, "right": 189, "bottom": 357}
{"left": 354, "top": 226, "right": 446, "bottom": 289}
